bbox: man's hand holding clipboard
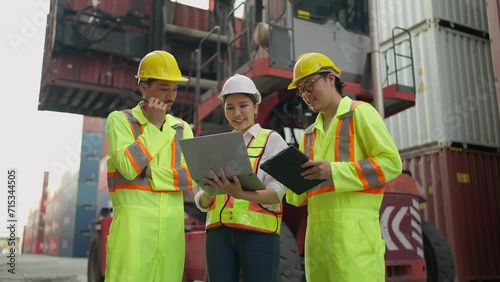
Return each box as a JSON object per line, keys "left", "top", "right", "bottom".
{"left": 260, "top": 145, "right": 326, "bottom": 195}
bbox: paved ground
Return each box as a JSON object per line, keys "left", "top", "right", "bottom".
{"left": 0, "top": 253, "right": 86, "bottom": 282}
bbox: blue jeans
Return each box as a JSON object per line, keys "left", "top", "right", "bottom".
{"left": 205, "top": 226, "right": 280, "bottom": 282}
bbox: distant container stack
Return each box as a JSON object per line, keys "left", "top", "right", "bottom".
{"left": 22, "top": 116, "right": 108, "bottom": 258}
{"left": 22, "top": 172, "right": 49, "bottom": 254}
{"left": 58, "top": 116, "right": 106, "bottom": 257}
{"left": 377, "top": 0, "right": 500, "bottom": 280}
{"left": 44, "top": 188, "right": 62, "bottom": 256}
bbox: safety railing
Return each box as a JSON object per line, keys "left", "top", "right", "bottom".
{"left": 226, "top": 1, "right": 252, "bottom": 75}
{"left": 382, "top": 27, "right": 416, "bottom": 94}
{"left": 193, "top": 25, "right": 222, "bottom": 133}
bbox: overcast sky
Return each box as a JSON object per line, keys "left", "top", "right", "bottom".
{"left": 0, "top": 0, "right": 83, "bottom": 236}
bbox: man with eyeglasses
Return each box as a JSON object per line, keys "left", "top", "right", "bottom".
{"left": 286, "top": 52, "right": 402, "bottom": 281}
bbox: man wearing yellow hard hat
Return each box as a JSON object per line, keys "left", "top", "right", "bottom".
{"left": 105, "top": 50, "right": 194, "bottom": 281}
{"left": 286, "top": 52, "right": 402, "bottom": 281}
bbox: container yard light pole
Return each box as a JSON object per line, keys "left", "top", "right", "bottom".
{"left": 368, "top": 0, "right": 385, "bottom": 117}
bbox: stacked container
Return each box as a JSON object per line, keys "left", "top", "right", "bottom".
{"left": 58, "top": 116, "right": 104, "bottom": 257}
{"left": 22, "top": 208, "right": 35, "bottom": 254}
{"left": 377, "top": 0, "right": 500, "bottom": 280}
{"left": 44, "top": 189, "right": 62, "bottom": 256}
{"left": 22, "top": 171, "right": 49, "bottom": 254}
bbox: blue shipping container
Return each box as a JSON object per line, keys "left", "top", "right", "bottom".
{"left": 60, "top": 182, "right": 77, "bottom": 212}
{"left": 58, "top": 230, "right": 73, "bottom": 257}
{"left": 76, "top": 181, "right": 98, "bottom": 206}
{"left": 60, "top": 208, "right": 76, "bottom": 233}
{"left": 74, "top": 205, "right": 97, "bottom": 231}
{"left": 59, "top": 230, "right": 93, "bottom": 257}
{"left": 81, "top": 131, "right": 103, "bottom": 158}
{"left": 80, "top": 157, "right": 100, "bottom": 182}
{"left": 60, "top": 205, "right": 96, "bottom": 233}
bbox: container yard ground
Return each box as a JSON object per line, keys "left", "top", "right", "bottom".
{"left": 0, "top": 253, "right": 86, "bottom": 282}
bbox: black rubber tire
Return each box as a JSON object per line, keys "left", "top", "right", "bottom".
{"left": 87, "top": 231, "right": 104, "bottom": 282}
{"left": 279, "top": 222, "right": 304, "bottom": 282}
{"left": 422, "top": 221, "right": 455, "bottom": 282}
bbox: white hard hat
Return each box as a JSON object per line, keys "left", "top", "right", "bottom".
{"left": 218, "top": 74, "right": 261, "bottom": 104}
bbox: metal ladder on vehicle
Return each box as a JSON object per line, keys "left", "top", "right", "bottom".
{"left": 382, "top": 26, "right": 416, "bottom": 94}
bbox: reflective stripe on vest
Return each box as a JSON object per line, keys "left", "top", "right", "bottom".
{"left": 108, "top": 110, "right": 190, "bottom": 192}
{"left": 205, "top": 129, "right": 283, "bottom": 234}
{"left": 304, "top": 101, "right": 385, "bottom": 198}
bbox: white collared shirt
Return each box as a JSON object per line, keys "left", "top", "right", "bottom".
{"left": 195, "top": 123, "right": 288, "bottom": 212}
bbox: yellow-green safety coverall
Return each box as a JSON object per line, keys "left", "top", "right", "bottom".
{"left": 286, "top": 97, "right": 402, "bottom": 282}
{"left": 106, "top": 105, "right": 193, "bottom": 282}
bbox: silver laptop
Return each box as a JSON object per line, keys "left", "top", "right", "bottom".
{"left": 178, "top": 131, "right": 265, "bottom": 192}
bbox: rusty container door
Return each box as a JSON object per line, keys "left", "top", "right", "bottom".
{"left": 401, "top": 144, "right": 500, "bottom": 281}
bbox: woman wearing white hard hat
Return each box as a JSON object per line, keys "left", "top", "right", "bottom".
{"left": 194, "top": 74, "right": 288, "bottom": 282}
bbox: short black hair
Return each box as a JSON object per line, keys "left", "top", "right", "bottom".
{"left": 334, "top": 76, "right": 345, "bottom": 95}
{"left": 139, "top": 78, "right": 158, "bottom": 86}
{"left": 317, "top": 71, "right": 344, "bottom": 95}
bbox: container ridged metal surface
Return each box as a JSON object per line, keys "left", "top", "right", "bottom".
{"left": 401, "top": 144, "right": 500, "bottom": 281}
{"left": 381, "top": 23, "right": 499, "bottom": 149}
{"left": 378, "top": 0, "right": 488, "bottom": 42}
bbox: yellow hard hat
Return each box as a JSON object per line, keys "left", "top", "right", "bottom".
{"left": 287, "top": 52, "right": 342, "bottom": 90}
{"left": 135, "top": 50, "right": 188, "bottom": 83}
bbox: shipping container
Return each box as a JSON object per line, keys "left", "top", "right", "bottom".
{"left": 59, "top": 229, "right": 93, "bottom": 258}
{"left": 58, "top": 230, "right": 74, "bottom": 257}
{"left": 60, "top": 181, "right": 78, "bottom": 213}
{"left": 38, "top": 0, "right": 228, "bottom": 119}
{"left": 60, "top": 209, "right": 76, "bottom": 233}
{"left": 80, "top": 157, "right": 101, "bottom": 182}
{"left": 44, "top": 190, "right": 63, "bottom": 239}
{"left": 81, "top": 132, "right": 104, "bottom": 158}
{"left": 61, "top": 204, "right": 97, "bottom": 233}
{"left": 401, "top": 143, "right": 500, "bottom": 281}
{"left": 29, "top": 206, "right": 44, "bottom": 254}
{"left": 378, "top": 0, "right": 488, "bottom": 42}
{"left": 76, "top": 182, "right": 98, "bottom": 207}
{"left": 21, "top": 226, "right": 27, "bottom": 254}
{"left": 380, "top": 21, "right": 500, "bottom": 150}
{"left": 83, "top": 116, "right": 105, "bottom": 133}
{"left": 24, "top": 171, "right": 51, "bottom": 254}
{"left": 23, "top": 209, "right": 35, "bottom": 254}
{"left": 64, "top": 0, "right": 152, "bottom": 22}
{"left": 45, "top": 235, "right": 60, "bottom": 256}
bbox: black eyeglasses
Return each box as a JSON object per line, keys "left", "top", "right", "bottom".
{"left": 296, "top": 73, "right": 329, "bottom": 98}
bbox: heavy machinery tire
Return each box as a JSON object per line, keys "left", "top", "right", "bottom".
{"left": 422, "top": 221, "right": 455, "bottom": 282}
{"left": 279, "top": 222, "right": 304, "bottom": 282}
{"left": 87, "top": 231, "right": 104, "bottom": 282}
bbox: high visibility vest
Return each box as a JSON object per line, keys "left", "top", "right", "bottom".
{"left": 205, "top": 129, "right": 283, "bottom": 234}
{"left": 289, "top": 98, "right": 400, "bottom": 208}
{"left": 107, "top": 109, "right": 192, "bottom": 194}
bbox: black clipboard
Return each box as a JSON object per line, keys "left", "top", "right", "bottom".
{"left": 260, "top": 145, "right": 324, "bottom": 195}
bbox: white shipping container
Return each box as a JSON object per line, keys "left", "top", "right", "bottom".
{"left": 380, "top": 22, "right": 500, "bottom": 150}
{"left": 377, "top": 0, "right": 489, "bottom": 42}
